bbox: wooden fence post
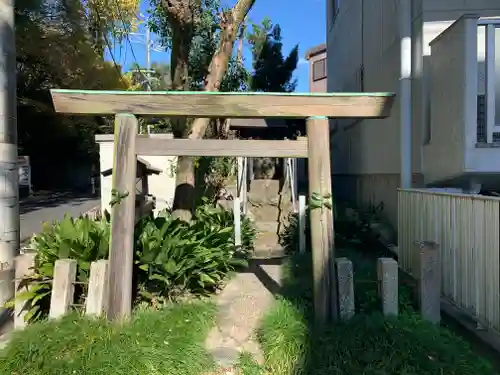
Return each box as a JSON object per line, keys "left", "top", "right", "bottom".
{"left": 107, "top": 114, "right": 137, "bottom": 321}
{"left": 14, "top": 252, "right": 36, "bottom": 328}
{"left": 49, "top": 259, "right": 77, "bottom": 319}
{"left": 377, "top": 257, "right": 399, "bottom": 316}
{"left": 336, "top": 257, "right": 354, "bottom": 320}
{"left": 86, "top": 260, "right": 109, "bottom": 317}
{"left": 298, "top": 195, "right": 306, "bottom": 254}
{"left": 413, "top": 241, "right": 441, "bottom": 324}
{"left": 306, "top": 116, "right": 336, "bottom": 324}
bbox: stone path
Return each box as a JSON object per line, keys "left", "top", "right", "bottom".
{"left": 205, "top": 259, "right": 282, "bottom": 370}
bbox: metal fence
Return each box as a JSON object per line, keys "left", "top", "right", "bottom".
{"left": 398, "top": 188, "right": 500, "bottom": 330}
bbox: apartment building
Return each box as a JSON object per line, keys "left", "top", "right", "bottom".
{"left": 326, "top": 0, "right": 500, "bottom": 226}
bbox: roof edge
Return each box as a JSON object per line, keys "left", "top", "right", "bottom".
{"left": 305, "top": 43, "right": 327, "bottom": 60}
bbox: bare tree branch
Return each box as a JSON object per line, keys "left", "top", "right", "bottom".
{"left": 189, "top": 0, "right": 255, "bottom": 139}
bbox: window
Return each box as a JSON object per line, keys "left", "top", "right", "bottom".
{"left": 312, "top": 58, "right": 327, "bottom": 81}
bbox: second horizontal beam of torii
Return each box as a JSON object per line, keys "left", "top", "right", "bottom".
{"left": 136, "top": 138, "right": 307, "bottom": 158}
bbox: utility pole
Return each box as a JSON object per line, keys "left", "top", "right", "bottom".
{"left": 0, "top": 0, "right": 20, "bottom": 311}
{"left": 144, "top": 26, "right": 153, "bottom": 134}
{"left": 129, "top": 21, "right": 165, "bottom": 134}
{"left": 145, "top": 25, "right": 151, "bottom": 92}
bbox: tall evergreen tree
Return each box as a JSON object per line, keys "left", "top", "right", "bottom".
{"left": 248, "top": 18, "right": 298, "bottom": 93}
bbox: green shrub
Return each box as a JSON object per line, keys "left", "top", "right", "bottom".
{"left": 135, "top": 209, "right": 248, "bottom": 301}
{"left": 11, "top": 214, "right": 111, "bottom": 321}
{"left": 11, "top": 202, "right": 256, "bottom": 323}
{"left": 195, "top": 200, "right": 256, "bottom": 253}
{"left": 279, "top": 203, "right": 370, "bottom": 254}
{"left": 279, "top": 210, "right": 310, "bottom": 254}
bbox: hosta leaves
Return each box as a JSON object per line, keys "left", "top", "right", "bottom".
{"left": 15, "top": 215, "right": 112, "bottom": 323}
{"left": 136, "top": 203, "right": 255, "bottom": 297}
{"left": 164, "top": 259, "right": 178, "bottom": 275}
{"left": 15, "top": 202, "right": 256, "bottom": 324}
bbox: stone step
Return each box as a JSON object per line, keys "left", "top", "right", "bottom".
{"left": 254, "top": 231, "right": 280, "bottom": 250}
{"left": 224, "top": 180, "right": 286, "bottom": 196}
{"left": 248, "top": 205, "right": 279, "bottom": 222}
{"left": 255, "top": 221, "right": 279, "bottom": 234}
{"left": 249, "top": 179, "right": 281, "bottom": 198}
{"left": 252, "top": 247, "right": 286, "bottom": 259}
{"left": 223, "top": 179, "right": 293, "bottom": 206}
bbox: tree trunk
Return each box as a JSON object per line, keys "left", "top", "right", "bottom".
{"left": 171, "top": 154, "right": 196, "bottom": 221}
{"left": 169, "top": 17, "right": 197, "bottom": 220}
{"left": 189, "top": 0, "right": 256, "bottom": 139}
{"left": 165, "top": 0, "right": 255, "bottom": 220}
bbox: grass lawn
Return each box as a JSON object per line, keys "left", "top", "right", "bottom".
{"left": 0, "top": 301, "right": 217, "bottom": 375}
{"left": 257, "top": 248, "right": 499, "bottom": 375}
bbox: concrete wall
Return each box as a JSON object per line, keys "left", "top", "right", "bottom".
{"left": 96, "top": 134, "right": 177, "bottom": 216}
{"left": 308, "top": 49, "right": 327, "bottom": 92}
{"left": 326, "top": 0, "right": 500, "bottom": 227}
{"left": 326, "top": 0, "right": 407, "bottom": 225}
{"left": 423, "top": 16, "right": 475, "bottom": 184}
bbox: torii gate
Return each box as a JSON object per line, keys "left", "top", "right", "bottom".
{"left": 50, "top": 89, "right": 395, "bottom": 325}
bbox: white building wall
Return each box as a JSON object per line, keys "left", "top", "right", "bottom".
{"left": 423, "top": 16, "right": 477, "bottom": 183}
{"left": 326, "top": 0, "right": 500, "bottom": 226}
{"left": 327, "top": 0, "right": 421, "bottom": 177}
{"left": 421, "top": 4, "right": 500, "bottom": 179}
{"left": 327, "top": 0, "right": 415, "bottom": 226}
{"left": 97, "top": 134, "right": 177, "bottom": 216}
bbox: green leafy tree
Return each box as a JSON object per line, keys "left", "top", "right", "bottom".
{"left": 16, "top": 0, "right": 135, "bottom": 189}
{"left": 127, "top": 62, "right": 172, "bottom": 90}
{"left": 247, "top": 17, "right": 299, "bottom": 92}
{"left": 148, "top": 0, "right": 255, "bottom": 220}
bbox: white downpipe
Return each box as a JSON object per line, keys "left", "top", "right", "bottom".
{"left": 399, "top": 0, "right": 412, "bottom": 189}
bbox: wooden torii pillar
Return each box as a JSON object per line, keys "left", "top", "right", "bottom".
{"left": 50, "top": 89, "right": 395, "bottom": 325}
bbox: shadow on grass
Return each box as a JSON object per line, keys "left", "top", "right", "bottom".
{"left": 256, "top": 237, "right": 500, "bottom": 375}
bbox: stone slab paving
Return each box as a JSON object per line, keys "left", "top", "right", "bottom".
{"left": 205, "top": 260, "right": 282, "bottom": 372}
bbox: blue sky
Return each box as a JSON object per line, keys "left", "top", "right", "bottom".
{"left": 105, "top": 0, "right": 325, "bottom": 92}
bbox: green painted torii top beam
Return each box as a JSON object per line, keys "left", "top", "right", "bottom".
{"left": 50, "top": 89, "right": 396, "bottom": 119}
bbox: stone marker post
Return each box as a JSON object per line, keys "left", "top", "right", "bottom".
{"left": 413, "top": 241, "right": 441, "bottom": 324}
{"left": 335, "top": 257, "right": 355, "bottom": 320}
{"left": 377, "top": 257, "right": 398, "bottom": 316}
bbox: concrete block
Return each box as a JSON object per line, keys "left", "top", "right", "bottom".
{"left": 49, "top": 259, "right": 77, "bottom": 319}
{"left": 335, "top": 257, "right": 354, "bottom": 320}
{"left": 413, "top": 241, "right": 441, "bottom": 324}
{"left": 377, "top": 257, "right": 398, "bottom": 316}
{"left": 85, "top": 260, "right": 109, "bottom": 317}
